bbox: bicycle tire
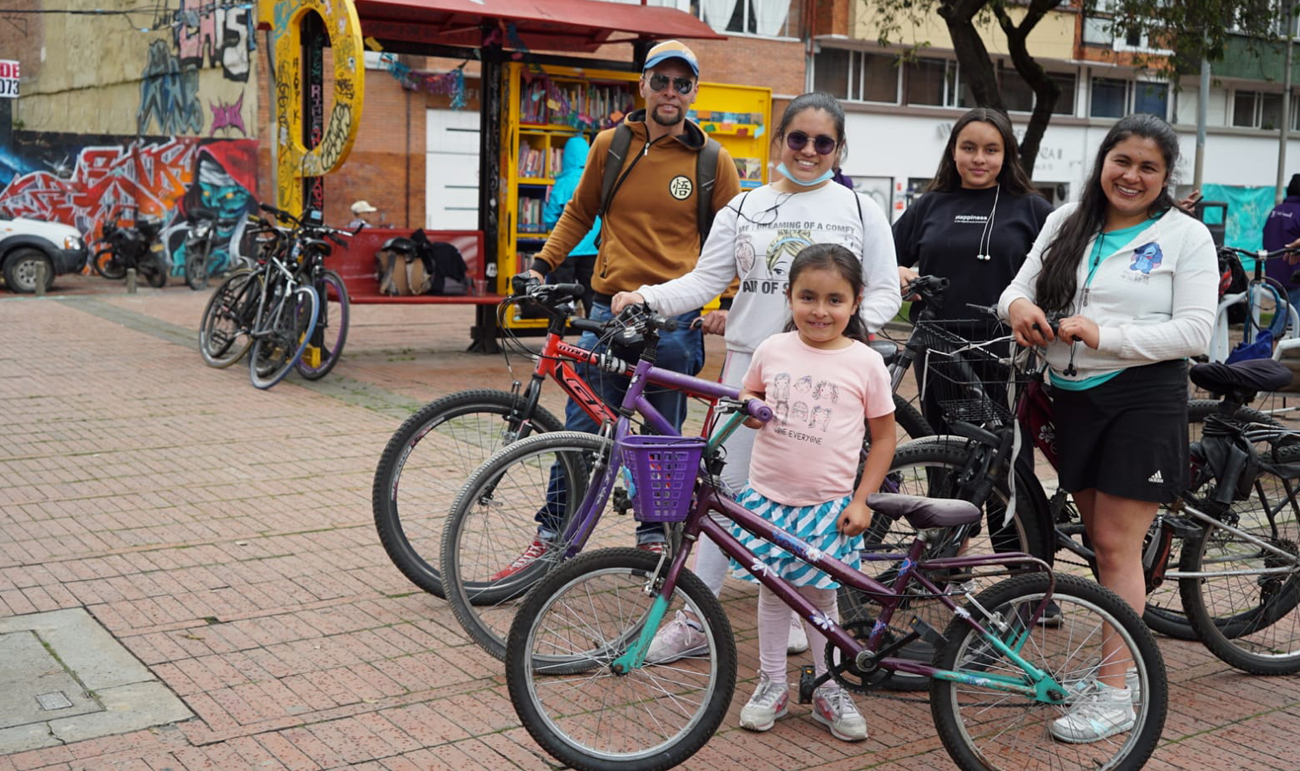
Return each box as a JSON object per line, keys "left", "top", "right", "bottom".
{"left": 372, "top": 389, "right": 564, "bottom": 597}
{"left": 249, "top": 284, "right": 319, "bottom": 389}
{"left": 185, "top": 240, "right": 209, "bottom": 290}
{"left": 506, "top": 548, "right": 735, "bottom": 771}
{"left": 198, "top": 270, "right": 258, "bottom": 368}
{"left": 296, "top": 269, "right": 350, "bottom": 380}
{"left": 839, "top": 438, "right": 1053, "bottom": 691}
{"left": 1178, "top": 442, "right": 1300, "bottom": 675}
{"left": 932, "top": 573, "right": 1167, "bottom": 771}
{"left": 443, "top": 431, "right": 622, "bottom": 662}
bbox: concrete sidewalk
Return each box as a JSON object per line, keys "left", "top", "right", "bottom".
{"left": 1, "top": 275, "right": 1298, "bottom": 771}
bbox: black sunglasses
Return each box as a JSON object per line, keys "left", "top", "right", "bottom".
{"left": 785, "top": 131, "right": 838, "bottom": 156}
{"left": 647, "top": 73, "right": 695, "bottom": 95}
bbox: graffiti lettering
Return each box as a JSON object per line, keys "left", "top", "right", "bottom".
{"left": 137, "top": 40, "right": 203, "bottom": 135}
{"left": 301, "top": 102, "right": 351, "bottom": 176}
{"left": 209, "top": 93, "right": 247, "bottom": 136}
{"left": 176, "top": 0, "right": 256, "bottom": 82}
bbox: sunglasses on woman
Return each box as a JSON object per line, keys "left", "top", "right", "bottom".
{"left": 647, "top": 73, "right": 695, "bottom": 95}
{"left": 786, "top": 131, "right": 838, "bottom": 155}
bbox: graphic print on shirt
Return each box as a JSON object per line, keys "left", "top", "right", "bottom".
{"left": 1130, "top": 242, "right": 1163, "bottom": 274}
{"left": 769, "top": 369, "right": 843, "bottom": 445}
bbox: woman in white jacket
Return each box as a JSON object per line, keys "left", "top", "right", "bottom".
{"left": 1000, "top": 114, "right": 1218, "bottom": 744}
{"left": 611, "top": 91, "right": 900, "bottom": 663}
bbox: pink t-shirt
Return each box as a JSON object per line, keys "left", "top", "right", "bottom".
{"left": 742, "top": 332, "right": 895, "bottom": 506}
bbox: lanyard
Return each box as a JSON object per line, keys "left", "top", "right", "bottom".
{"left": 1081, "top": 234, "right": 1107, "bottom": 308}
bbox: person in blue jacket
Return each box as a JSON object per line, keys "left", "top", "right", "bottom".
{"left": 543, "top": 136, "right": 601, "bottom": 315}
{"left": 1266, "top": 174, "right": 1300, "bottom": 335}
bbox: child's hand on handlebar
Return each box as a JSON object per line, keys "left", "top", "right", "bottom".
{"left": 611, "top": 291, "right": 645, "bottom": 314}
{"left": 838, "top": 501, "right": 873, "bottom": 537}
{"left": 1007, "top": 298, "right": 1055, "bottom": 347}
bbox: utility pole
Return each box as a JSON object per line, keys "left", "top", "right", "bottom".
{"left": 1278, "top": 0, "right": 1295, "bottom": 204}
{"left": 1194, "top": 55, "right": 1210, "bottom": 190}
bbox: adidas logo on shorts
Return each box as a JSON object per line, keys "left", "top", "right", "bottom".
{"left": 1147, "top": 470, "right": 1164, "bottom": 484}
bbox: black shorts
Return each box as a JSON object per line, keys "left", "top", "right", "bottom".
{"left": 1052, "top": 360, "right": 1189, "bottom": 504}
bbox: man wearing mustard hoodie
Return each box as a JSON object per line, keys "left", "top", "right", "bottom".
{"left": 512, "top": 40, "right": 741, "bottom": 560}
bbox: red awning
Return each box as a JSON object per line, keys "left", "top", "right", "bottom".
{"left": 352, "top": 0, "right": 725, "bottom": 53}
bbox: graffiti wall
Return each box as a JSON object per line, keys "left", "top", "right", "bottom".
{"left": 0, "top": 133, "right": 258, "bottom": 273}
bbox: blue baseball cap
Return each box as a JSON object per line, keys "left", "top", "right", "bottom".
{"left": 644, "top": 40, "right": 699, "bottom": 76}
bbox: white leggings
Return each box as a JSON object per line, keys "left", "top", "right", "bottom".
{"left": 758, "top": 583, "right": 839, "bottom": 682}
{"left": 694, "top": 350, "right": 757, "bottom": 596}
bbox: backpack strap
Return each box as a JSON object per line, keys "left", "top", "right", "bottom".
{"left": 696, "top": 137, "right": 721, "bottom": 244}
{"left": 598, "top": 123, "right": 634, "bottom": 223}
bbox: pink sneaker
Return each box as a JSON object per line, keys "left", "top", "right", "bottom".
{"left": 812, "top": 682, "right": 867, "bottom": 741}
{"left": 646, "top": 611, "right": 708, "bottom": 664}
{"left": 490, "top": 538, "right": 548, "bottom": 581}
{"left": 739, "top": 672, "right": 788, "bottom": 732}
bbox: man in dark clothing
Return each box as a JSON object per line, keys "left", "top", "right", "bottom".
{"left": 1265, "top": 174, "right": 1300, "bottom": 334}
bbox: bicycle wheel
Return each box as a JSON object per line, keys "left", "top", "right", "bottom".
{"left": 185, "top": 240, "right": 209, "bottom": 290}
{"left": 443, "top": 430, "right": 636, "bottom": 662}
{"left": 373, "top": 389, "right": 563, "bottom": 597}
{"left": 932, "top": 573, "right": 1166, "bottom": 771}
{"left": 1179, "top": 444, "right": 1300, "bottom": 675}
{"left": 199, "top": 270, "right": 258, "bottom": 368}
{"left": 297, "top": 270, "right": 350, "bottom": 380}
{"left": 506, "top": 548, "right": 735, "bottom": 771}
{"left": 839, "top": 438, "right": 1053, "bottom": 691}
{"left": 249, "top": 284, "right": 319, "bottom": 389}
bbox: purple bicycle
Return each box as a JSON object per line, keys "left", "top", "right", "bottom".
{"left": 501, "top": 310, "right": 1168, "bottom": 771}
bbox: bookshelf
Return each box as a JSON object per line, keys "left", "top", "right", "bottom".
{"left": 497, "top": 62, "right": 772, "bottom": 329}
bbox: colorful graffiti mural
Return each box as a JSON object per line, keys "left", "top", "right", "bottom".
{"left": 176, "top": 0, "right": 257, "bottom": 82}
{"left": 0, "top": 134, "right": 258, "bottom": 273}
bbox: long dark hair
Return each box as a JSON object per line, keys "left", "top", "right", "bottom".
{"left": 928, "top": 108, "right": 1036, "bottom": 195}
{"left": 774, "top": 92, "right": 848, "bottom": 164}
{"left": 1035, "top": 113, "right": 1184, "bottom": 314}
{"left": 782, "top": 243, "right": 869, "bottom": 344}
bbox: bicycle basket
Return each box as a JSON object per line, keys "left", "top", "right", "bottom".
{"left": 920, "top": 340, "right": 1021, "bottom": 426}
{"left": 619, "top": 435, "right": 706, "bottom": 523}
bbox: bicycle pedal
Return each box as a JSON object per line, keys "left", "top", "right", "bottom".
{"left": 797, "top": 666, "right": 816, "bottom": 704}
{"left": 910, "top": 616, "right": 947, "bottom": 647}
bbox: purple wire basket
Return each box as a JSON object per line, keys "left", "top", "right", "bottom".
{"left": 618, "top": 434, "right": 707, "bottom": 523}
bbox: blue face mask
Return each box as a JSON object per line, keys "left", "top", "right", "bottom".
{"left": 776, "top": 162, "right": 834, "bottom": 187}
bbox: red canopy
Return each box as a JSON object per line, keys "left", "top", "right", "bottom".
{"left": 353, "top": 0, "right": 725, "bottom": 52}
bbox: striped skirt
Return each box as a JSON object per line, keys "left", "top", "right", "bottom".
{"left": 729, "top": 486, "right": 862, "bottom": 589}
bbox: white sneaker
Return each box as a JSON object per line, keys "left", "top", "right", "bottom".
{"left": 788, "top": 612, "right": 809, "bottom": 654}
{"left": 1050, "top": 681, "right": 1136, "bottom": 744}
{"left": 739, "top": 672, "right": 788, "bottom": 732}
{"left": 1070, "top": 668, "right": 1142, "bottom": 706}
{"left": 645, "top": 611, "right": 708, "bottom": 664}
{"left": 811, "top": 681, "right": 868, "bottom": 741}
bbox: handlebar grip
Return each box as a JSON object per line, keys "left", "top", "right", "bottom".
{"left": 545, "top": 283, "right": 586, "bottom": 298}
{"left": 570, "top": 318, "right": 606, "bottom": 335}
{"left": 326, "top": 232, "right": 347, "bottom": 246}
{"left": 746, "top": 399, "right": 773, "bottom": 422}
{"left": 259, "top": 202, "right": 296, "bottom": 223}
{"left": 511, "top": 272, "right": 540, "bottom": 296}
{"left": 658, "top": 318, "right": 679, "bottom": 332}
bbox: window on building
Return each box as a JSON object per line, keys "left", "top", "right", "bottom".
{"left": 1000, "top": 68, "right": 1076, "bottom": 115}
{"left": 691, "top": 0, "right": 805, "bottom": 37}
{"left": 1234, "top": 90, "right": 1287, "bottom": 130}
{"left": 812, "top": 48, "right": 899, "bottom": 103}
{"left": 1133, "top": 81, "right": 1169, "bottom": 118}
{"left": 905, "top": 58, "right": 958, "bottom": 107}
{"left": 1090, "top": 77, "right": 1128, "bottom": 118}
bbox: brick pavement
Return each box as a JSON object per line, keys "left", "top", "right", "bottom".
{"left": 2, "top": 275, "right": 1299, "bottom": 771}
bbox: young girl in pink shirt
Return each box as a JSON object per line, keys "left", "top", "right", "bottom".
{"left": 734, "top": 243, "right": 897, "bottom": 741}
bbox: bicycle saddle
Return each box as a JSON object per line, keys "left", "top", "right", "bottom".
{"left": 1189, "top": 359, "right": 1293, "bottom": 397}
{"left": 867, "top": 493, "right": 981, "bottom": 529}
{"left": 868, "top": 338, "right": 900, "bottom": 367}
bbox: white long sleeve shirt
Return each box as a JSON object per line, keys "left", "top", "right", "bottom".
{"left": 637, "top": 183, "right": 900, "bottom": 355}
{"left": 998, "top": 203, "right": 1219, "bottom": 383}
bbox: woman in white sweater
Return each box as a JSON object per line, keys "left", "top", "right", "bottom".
{"left": 1000, "top": 114, "right": 1217, "bottom": 744}
{"left": 611, "top": 92, "right": 900, "bottom": 663}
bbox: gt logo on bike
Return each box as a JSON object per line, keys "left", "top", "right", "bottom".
{"left": 668, "top": 176, "right": 693, "bottom": 200}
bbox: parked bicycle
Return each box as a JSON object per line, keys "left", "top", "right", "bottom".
{"left": 497, "top": 307, "right": 1167, "bottom": 771}
{"left": 372, "top": 277, "right": 930, "bottom": 599}
{"left": 94, "top": 215, "right": 169, "bottom": 287}
{"left": 1207, "top": 245, "right": 1300, "bottom": 362}
{"left": 183, "top": 207, "right": 220, "bottom": 291}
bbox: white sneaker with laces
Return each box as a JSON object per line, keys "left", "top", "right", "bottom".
{"left": 645, "top": 611, "right": 708, "bottom": 664}
{"left": 1069, "top": 668, "right": 1142, "bottom": 706}
{"left": 812, "top": 681, "right": 868, "bottom": 741}
{"left": 1050, "top": 681, "right": 1136, "bottom": 743}
{"left": 787, "top": 613, "right": 809, "bottom": 654}
{"left": 739, "top": 672, "right": 789, "bottom": 732}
